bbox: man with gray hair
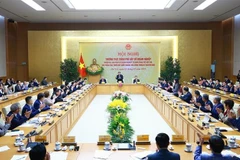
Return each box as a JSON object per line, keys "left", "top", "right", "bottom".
{"left": 7, "top": 103, "right": 31, "bottom": 130}
{"left": 205, "top": 96, "right": 224, "bottom": 119}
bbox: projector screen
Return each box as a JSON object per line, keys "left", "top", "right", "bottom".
{"left": 0, "top": 16, "right": 6, "bottom": 77}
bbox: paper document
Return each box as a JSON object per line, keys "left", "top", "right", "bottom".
{"left": 219, "top": 127, "right": 234, "bottom": 131}
{"left": 94, "top": 150, "right": 112, "bottom": 159}
{"left": 50, "top": 152, "right": 68, "bottom": 160}
{"left": 0, "top": 145, "right": 10, "bottom": 152}
{"left": 19, "top": 122, "right": 34, "bottom": 128}
{"left": 10, "top": 155, "right": 27, "bottom": 160}
{"left": 131, "top": 151, "right": 154, "bottom": 159}
{"left": 5, "top": 131, "right": 22, "bottom": 136}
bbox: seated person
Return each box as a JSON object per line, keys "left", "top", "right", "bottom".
{"left": 198, "top": 77, "right": 203, "bottom": 85}
{"left": 224, "top": 76, "right": 231, "bottom": 84}
{"left": 227, "top": 104, "right": 240, "bottom": 130}
{"left": 22, "top": 81, "right": 29, "bottom": 90}
{"left": 235, "top": 84, "right": 240, "bottom": 95}
{"left": 22, "top": 96, "right": 45, "bottom": 119}
{"left": 165, "top": 82, "right": 173, "bottom": 92}
{"left": 15, "top": 80, "right": 23, "bottom": 92}
{"left": 33, "top": 78, "right": 39, "bottom": 87}
{"left": 172, "top": 79, "right": 180, "bottom": 97}
{"left": 29, "top": 143, "right": 50, "bottom": 160}
{"left": 115, "top": 71, "right": 124, "bottom": 83}
{"left": 191, "top": 90, "right": 204, "bottom": 109}
{"left": 54, "top": 89, "right": 64, "bottom": 104}
{"left": 5, "top": 78, "right": 11, "bottom": 86}
{"left": 133, "top": 75, "right": 140, "bottom": 84}
{"left": 41, "top": 77, "right": 48, "bottom": 86}
{"left": 33, "top": 93, "right": 50, "bottom": 112}
{"left": 7, "top": 85, "right": 14, "bottom": 94}
{"left": 194, "top": 133, "right": 236, "bottom": 160}
{"left": 227, "top": 82, "right": 235, "bottom": 93}
{"left": 200, "top": 94, "right": 213, "bottom": 113}
{"left": 28, "top": 80, "right": 34, "bottom": 88}
{"left": 7, "top": 103, "right": 31, "bottom": 130}
{"left": 43, "top": 91, "right": 54, "bottom": 106}
{"left": 204, "top": 96, "right": 224, "bottom": 119}
{"left": 0, "top": 111, "right": 14, "bottom": 136}
{"left": 217, "top": 99, "right": 235, "bottom": 124}
{"left": 220, "top": 82, "right": 228, "bottom": 92}
{"left": 0, "top": 83, "right": 7, "bottom": 97}
{"left": 179, "top": 86, "right": 192, "bottom": 103}
{"left": 147, "top": 133, "right": 180, "bottom": 160}
{"left": 208, "top": 78, "right": 214, "bottom": 88}
{"left": 191, "top": 75, "right": 198, "bottom": 84}
{"left": 214, "top": 79, "right": 222, "bottom": 90}
{"left": 99, "top": 76, "right": 107, "bottom": 84}
{"left": 10, "top": 78, "right": 16, "bottom": 84}
{"left": 201, "top": 78, "right": 208, "bottom": 87}
{"left": 161, "top": 80, "right": 168, "bottom": 89}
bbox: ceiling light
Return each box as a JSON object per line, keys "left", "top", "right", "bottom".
{"left": 165, "top": 0, "right": 176, "bottom": 8}
{"left": 69, "top": 0, "right": 171, "bottom": 10}
{"left": 63, "top": 0, "right": 74, "bottom": 9}
{"left": 21, "top": 0, "right": 45, "bottom": 11}
{"left": 194, "top": 0, "right": 217, "bottom": 10}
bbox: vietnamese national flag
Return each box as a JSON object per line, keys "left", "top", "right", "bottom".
{"left": 78, "top": 53, "right": 87, "bottom": 77}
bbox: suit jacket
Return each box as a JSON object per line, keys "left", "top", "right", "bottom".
{"left": 7, "top": 111, "right": 27, "bottom": 130}
{"left": 211, "top": 103, "right": 224, "bottom": 119}
{"left": 116, "top": 74, "right": 124, "bottom": 82}
{"left": 191, "top": 79, "right": 198, "bottom": 84}
{"left": 195, "top": 96, "right": 205, "bottom": 108}
{"left": 200, "top": 100, "right": 213, "bottom": 113}
{"left": 147, "top": 149, "right": 180, "bottom": 160}
{"left": 41, "top": 80, "right": 48, "bottom": 86}
{"left": 15, "top": 84, "right": 23, "bottom": 92}
{"left": 21, "top": 104, "right": 40, "bottom": 119}
{"left": 180, "top": 92, "right": 192, "bottom": 103}
{"left": 54, "top": 95, "right": 64, "bottom": 104}
{"left": 194, "top": 145, "right": 237, "bottom": 160}
{"left": 33, "top": 81, "right": 39, "bottom": 87}
{"left": 99, "top": 79, "right": 107, "bottom": 84}
{"left": 33, "top": 100, "right": 50, "bottom": 112}
{"left": 133, "top": 79, "right": 140, "bottom": 84}
{"left": 214, "top": 84, "right": 221, "bottom": 90}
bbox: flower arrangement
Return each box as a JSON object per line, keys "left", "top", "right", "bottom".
{"left": 86, "top": 66, "right": 104, "bottom": 75}
{"left": 118, "top": 81, "right": 123, "bottom": 87}
{"left": 107, "top": 91, "right": 134, "bottom": 143}
{"left": 111, "top": 91, "right": 130, "bottom": 103}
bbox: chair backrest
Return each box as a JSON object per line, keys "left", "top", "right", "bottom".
{"left": 19, "top": 99, "right": 26, "bottom": 115}
{"left": 2, "top": 104, "right": 11, "bottom": 117}
{"left": 132, "top": 78, "right": 134, "bottom": 84}
{"left": 233, "top": 103, "right": 240, "bottom": 113}
{"left": 32, "top": 95, "right": 37, "bottom": 102}
{"left": 12, "top": 84, "right": 17, "bottom": 92}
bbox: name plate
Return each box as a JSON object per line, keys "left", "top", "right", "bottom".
{"left": 172, "top": 135, "right": 184, "bottom": 142}
{"left": 181, "top": 108, "right": 186, "bottom": 115}
{"left": 137, "top": 135, "right": 149, "bottom": 142}
{"left": 188, "top": 114, "right": 194, "bottom": 122}
{"left": 98, "top": 135, "right": 111, "bottom": 142}
{"left": 63, "top": 136, "right": 75, "bottom": 143}
{"left": 197, "top": 121, "right": 204, "bottom": 129}
{"left": 35, "top": 135, "right": 46, "bottom": 142}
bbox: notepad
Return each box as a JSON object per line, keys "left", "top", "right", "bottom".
{"left": 0, "top": 145, "right": 10, "bottom": 152}
{"left": 5, "top": 131, "right": 22, "bottom": 136}
{"left": 219, "top": 127, "right": 234, "bottom": 131}
{"left": 10, "top": 155, "right": 27, "bottom": 160}
{"left": 94, "top": 150, "right": 112, "bottom": 159}
{"left": 50, "top": 152, "right": 68, "bottom": 160}
{"left": 19, "top": 122, "right": 34, "bottom": 128}
{"left": 226, "top": 135, "right": 240, "bottom": 140}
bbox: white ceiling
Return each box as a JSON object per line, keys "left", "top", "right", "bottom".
{"left": 0, "top": 0, "right": 240, "bottom": 23}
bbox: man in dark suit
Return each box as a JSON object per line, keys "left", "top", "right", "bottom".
{"left": 99, "top": 76, "right": 107, "bottom": 84}
{"left": 224, "top": 76, "right": 231, "bottom": 84}
{"left": 191, "top": 90, "right": 204, "bottom": 109}
{"left": 54, "top": 89, "right": 64, "bottom": 104}
{"left": 194, "top": 133, "right": 235, "bottom": 160}
{"left": 33, "top": 93, "right": 50, "bottom": 112}
{"left": 41, "top": 77, "right": 48, "bottom": 86}
{"left": 132, "top": 75, "right": 140, "bottom": 84}
{"left": 15, "top": 80, "right": 23, "bottom": 92}
{"left": 179, "top": 86, "right": 192, "bottom": 103}
{"left": 33, "top": 78, "right": 39, "bottom": 87}
{"left": 147, "top": 133, "right": 180, "bottom": 160}
{"left": 22, "top": 96, "right": 45, "bottom": 119}
{"left": 214, "top": 79, "right": 222, "bottom": 90}
{"left": 116, "top": 72, "right": 124, "bottom": 83}
{"left": 200, "top": 94, "right": 213, "bottom": 113}
{"left": 7, "top": 103, "right": 31, "bottom": 130}
{"left": 191, "top": 75, "right": 198, "bottom": 84}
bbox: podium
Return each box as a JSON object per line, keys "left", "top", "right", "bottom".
{"left": 88, "top": 74, "right": 100, "bottom": 83}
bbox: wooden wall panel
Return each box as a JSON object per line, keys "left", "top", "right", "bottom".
{"left": 5, "top": 21, "right": 230, "bottom": 82}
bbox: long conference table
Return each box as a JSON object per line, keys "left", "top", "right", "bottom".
{"left": 1, "top": 84, "right": 240, "bottom": 159}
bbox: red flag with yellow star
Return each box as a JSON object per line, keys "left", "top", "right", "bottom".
{"left": 78, "top": 53, "right": 87, "bottom": 77}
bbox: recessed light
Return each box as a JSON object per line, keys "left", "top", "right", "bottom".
{"left": 41, "top": 1, "right": 47, "bottom": 3}
{"left": 193, "top": 0, "right": 198, "bottom": 2}
{"left": 152, "top": 15, "right": 156, "bottom": 17}
{"left": 84, "top": 15, "right": 88, "bottom": 18}
{"left": 23, "top": 15, "right": 28, "bottom": 18}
